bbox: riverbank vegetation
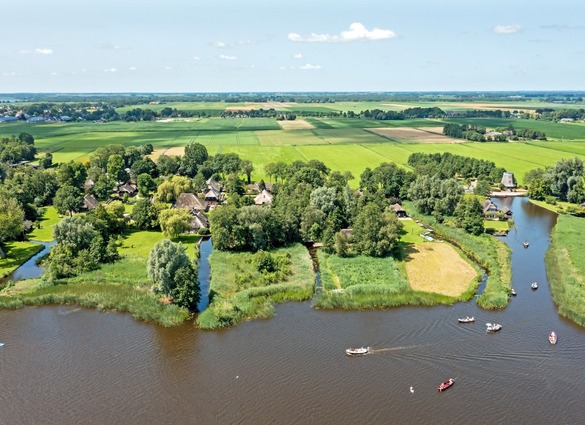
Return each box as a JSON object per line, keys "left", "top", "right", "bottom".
{"left": 196, "top": 244, "right": 314, "bottom": 329}
{"left": 546, "top": 215, "right": 585, "bottom": 326}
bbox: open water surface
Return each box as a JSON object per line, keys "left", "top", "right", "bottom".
{"left": 1, "top": 197, "right": 584, "bottom": 424}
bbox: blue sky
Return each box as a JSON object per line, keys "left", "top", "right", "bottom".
{"left": 1, "top": 0, "right": 583, "bottom": 92}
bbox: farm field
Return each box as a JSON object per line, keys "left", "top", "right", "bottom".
{"left": 2, "top": 116, "right": 585, "bottom": 185}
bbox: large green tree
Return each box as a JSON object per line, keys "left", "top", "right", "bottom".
{"left": 158, "top": 208, "right": 191, "bottom": 238}
{"left": 53, "top": 185, "right": 84, "bottom": 216}
{"left": 0, "top": 195, "right": 25, "bottom": 257}
{"left": 180, "top": 143, "right": 208, "bottom": 177}
{"left": 352, "top": 203, "right": 402, "bottom": 257}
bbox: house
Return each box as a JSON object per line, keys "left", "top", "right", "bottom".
{"left": 175, "top": 192, "right": 208, "bottom": 212}
{"left": 83, "top": 179, "right": 95, "bottom": 191}
{"left": 254, "top": 189, "right": 273, "bottom": 205}
{"left": 206, "top": 178, "right": 223, "bottom": 193}
{"left": 204, "top": 188, "right": 221, "bottom": 202}
{"left": 391, "top": 203, "right": 407, "bottom": 218}
{"left": 118, "top": 182, "right": 138, "bottom": 197}
{"left": 251, "top": 181, "right": 273, "bottom": 193}
{"left": 501, "top": 172, "right": 516, "bottom": 190}
{"left": 560, "top": 118, "right": 574, "bottom": 123}
{"left": 501, "top": 206, "right": 513, "bottom": 217}
{"left": 189, "top": 212, "right": 210, "bottom": 231}
{"left": 83, "top": 194, "right": 99, "bottom": 210}
{"left": 483, "top": 200, "right": 499, "bottom": 219}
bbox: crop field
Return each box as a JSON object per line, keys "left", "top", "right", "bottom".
{"left": 2, "top": 115, "right": 585, "bottom": 185}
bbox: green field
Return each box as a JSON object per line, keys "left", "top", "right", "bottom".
{"left": 2, "top": 115, "right": 585, "bottom": 186}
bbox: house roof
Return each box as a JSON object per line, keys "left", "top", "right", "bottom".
{"left": 206, "top": 178, "right": 222, "bottom": 192}
{"left": 190, "top": 212, "right": 210, "bottom": 229}
{"left": 119, "top": 183, "right": 137, "bottom": 193}
{"left": 254, "top": 189, "right": 273, "bottom": 205}
{"left": 83, "top": 194, "right": 99, "bottom": 210}
{"left": 501, "top": 172, "right": 516, "bottom": 188}
{"left": 205, "top": 188, "right": 221, "bottom": 200}
{"left": 252, "top": 182, "right": 273, "bottom": 193}
{"left": 391, "top": 203, "right": 405, "bottom": 213}
{"left": 175, "top": 192, "right": 208, "bottom": 211}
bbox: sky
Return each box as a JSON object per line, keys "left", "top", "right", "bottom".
{"left": 1, "top": 0, "right": 584, "bottom": 93}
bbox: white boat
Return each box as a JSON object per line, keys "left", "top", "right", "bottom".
{"left": 346, "top": 347, "right": 370, "bottom": 356}
{"left": 523, "top": 241, "right": 529, "bottom": 248}
{"left": 486, "top": 323, "right": 502, "bottom": 332}
{"left": 511, "top": 288, "right": 517, "bottom": 296}
{"left": 549, "top": 332, "right": 557, "bottom": 345}
{"left": 458, "top": 316, "right": 475, "bottom": 323}
{"left": 531, "top": 282, "right": 538, "bottom": 290}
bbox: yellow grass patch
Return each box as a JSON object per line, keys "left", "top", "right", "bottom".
{"left": 405, "top": 243, "right": 477, "bottom": 296}
{"left": 149, "top": 146, "right": 185, "bottom": 161}
{"left": 277, "top": 119, "right": 315, "bottom": 130}
{"left": 367, "top": 127, "right": 464, "bottom": 144}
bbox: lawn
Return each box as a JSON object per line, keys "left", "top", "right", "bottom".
{"left": 484, "top": 220, "right": 510, "bottom": 231}
{"left": 0, "top": 241, "right": 44, "bottom": 279}
{"left": 27, "top": 207, "right": 62, "bottom": 242}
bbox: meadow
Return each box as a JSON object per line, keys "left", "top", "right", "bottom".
{"left": 2, "top": 114, "right": 584, "bottom": 185}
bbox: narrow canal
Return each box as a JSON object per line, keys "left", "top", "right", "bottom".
{"left": 0, "top": 198, "right": 584, "bottom": 424}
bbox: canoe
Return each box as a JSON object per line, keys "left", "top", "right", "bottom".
{"left": 549, "top": 332, "right": 557, "bottom": 345}
{"left": 458, "top": 316, "right": 475, "bottom": 323}
{"left": 438, "top": 378, "right": 454, "bottom": 392}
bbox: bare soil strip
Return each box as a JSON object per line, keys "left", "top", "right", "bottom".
{"left": 277, "top": 119, "right": 315, "bottom": 130}
{"left": 367, "top": 127, "right": 464, "bottom": 144}
{"left": 405, "top": 243, "right": 477, "bottom": 296}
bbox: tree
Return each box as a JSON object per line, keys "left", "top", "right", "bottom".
{"left": 92, "top": 174, "right": 115, "bottom": 200}
{"left": 53, "top": 185, "right": 84, "bottom": 216}
{"left": 454, "top": 197, "right": 484, "bottom": 235}
{"left": 136, "top": 173, "right": 157, "bottom": 197}
{"left": 132, "top": 199, "right": 160, "bottom": 230}
{"left": 158, "top": 208, "right": 191, "bottom": 238}
{"left": 0, "top": 195, "right": 25, "bottom": 256}
{"left": 57, "top": 161, "right": 88, "bottom": 188}
{"left": 155, "top": 175, "right": 194, "bottom": 203}
{"left": 242, "top": 160, "right": 254, "bottom": 184}
{"left": 53, "top": 215, "right": 96, "bottom": 250}
{"left": 147, "top": 239, "right": 200, "bottom": 311}
{"left": 157, "top": 155, "right": 181, "bottom": 176}
{"left": 352, "top": 203, "right": 402, "bottom": 257}
{"left": 130, "top": 157, "right": 157, "bottom": 179}
{"left": 107, "top": 154, "right": 127, "bottom": 182}
{"left": 180, "top": 143, "right": 208, "bottom": 177}
{"left": 38, "top": 152, "right": 53, "bottom": 169}
{"left": 474, "top": 180, "right": 492, "bottom": 197}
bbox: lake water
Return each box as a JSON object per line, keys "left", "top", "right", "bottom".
{"left": 1, "top": 197, "right": 584, "bottom": 424}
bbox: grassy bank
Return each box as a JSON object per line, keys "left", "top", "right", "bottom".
{"left": 404, "top": 203, "right": 512, "bottom": 309}
{"left": 196, "top": 244, "right": 314, "bottom": 329}
{"left": 0, "top": 241, "right": 45, "bottom": 279}
{"left": 545, "top": 215, "right": 585, "bottom": 326}
{"left": 0, "top": 229, "right": 200, "bottom": 326}
{"left": 313, "top": 249, "right": 474, "bottom": 310}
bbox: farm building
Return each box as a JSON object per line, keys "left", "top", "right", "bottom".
{"left": 189, "top": 212, "right": 210, "bottom": 231}
{"left": 501, "top": 172, "right": 516, "bottom": 190}
{"left": 83, "top": 194, "right": 99, "bottom": 210}
{"left": 204, "top": 188, "right": 221, "bottom": 202}
{"left": 254, "top": 189, "right": 273, "bottom": 205}
{"left": 118, "top": 182, "right": 138, "bottom": 197}
{"left": 391, "top": 203, "right": 407, "bottom": 218}
{"left": 175, "top": 192, "right": 208, "bottom": 212}
{"left": 483, "top": 200, "right": 500, "bottom": 219}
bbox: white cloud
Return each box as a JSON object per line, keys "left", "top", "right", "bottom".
{"left": 293, "top": 53, "right": 303, "bottom": 59}
{"left": 288, "top": 23, "right": 396, "bottom": 43}
{"left": 193, "top": 56, "right": 201, "bottom": 60}
{"left": 493, "top": 24, "right": 522, "bottom": 34}
{"left": 219, "top": 54, "right": 237, "bottom": 60}
{"left": 104, "top": 68, "right": 117, "bottom": 73}
{"left": 129, "top": 66, "right": 137, "bottom": 71}
{"left": 18, "top": 48, "right": 54, "bottom": 55}
{"left": 300, "top": 63, "right": 321, "bottom": 70}
{"left": 212, "top": 41, "right": 227, "bottom": 48}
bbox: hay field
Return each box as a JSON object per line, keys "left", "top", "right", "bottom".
{"left": 367, "top": 127, "right": 463, "bottom": 143}
{"left": 405, "top": 243, "right": 477, "bottom": 296}
{"left": 277, "top": 119, "right": 315, "bottom": 130}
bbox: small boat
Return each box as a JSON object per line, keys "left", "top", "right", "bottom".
{"left": 549, "top": 332, "right": 557, "bottom": 345}
{"left": 438, "top": 378, "right": 455, "bottom": 392}
{"left": 346, "top": 347, "right": 370, "bottom": 356}
{"left": 486, "top": 323, "right": 502, "bottom": 332}
{"left": 511, "top": 288, "right": 517, "bottom": 296}
{"left": 531, "top": 282, "right": 538, "bottom": 290}
{"left": 458, "top": 316, "right": 475, "bottom": 323}
{"left": 523, "top": 241, "right": 529, "bottom": 248}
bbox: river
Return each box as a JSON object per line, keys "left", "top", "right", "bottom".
{"left": 1, "top": 197, "right": 584, "bottom": 424}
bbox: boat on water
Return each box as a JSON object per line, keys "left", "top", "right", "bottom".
{"left": 511, "top": 288, "right": 517, "bottom": 296}
{"left": 438, "top": 378, "right": 455, "bottom": 392}
{"left": 531, "top": 282, "right": 538, "bottom": 290}
{"left": 458, "top": 316, "right": 475, "bottom": 323}
{"left": 549, "top": 332, "right": 558, "bottom": 345}
{"left": 486, "top": 323, "right": 502, "bottom": 332}
{"left": 346, "top": 347, "right": 370, "bottom": 356}
{"left": 523, "top": 241, "right": 529, "bottom": 248}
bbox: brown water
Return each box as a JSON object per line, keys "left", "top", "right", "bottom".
{"left": 1, "top": 197, "right": 585, "bottom": 425}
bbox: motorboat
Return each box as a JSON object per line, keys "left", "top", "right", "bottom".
{"left": 511, "top": 288, "right": 517, "bottom": 296}
{"left": 345, "top": 347, "right": 370, "bottom": 356}
{"left": 486, "top": 323, "right": 502, "bottom": 332}
{"left": 531, "top": 282, "right": 538, "bottom": 290}
{"left": 549, "top": 332, "right": 558, "bottom": 345}
{"left": 458, "top": 316, "right": 475, "bottom": 323}
{"left": 438, "top": 378, "right": 455, "bottom": 392}
{"left": 523, "top": 241, "right": 529, "bottom": 248}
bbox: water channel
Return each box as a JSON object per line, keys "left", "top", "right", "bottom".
{"left": 1, "top": 197, "right": 584, "bottom": 424}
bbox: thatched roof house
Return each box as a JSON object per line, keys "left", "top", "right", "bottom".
{"left": 501, "top": 172, "right": 516, "bottom": 190}
{"left": 175, "top": 192, "right": 208, "bottom": 212}
{"left": 254, "top": 189, "right": 273, "bottom": 205}
{"left": 83, "top": 194, "right": 99, "bottom": 210}
{"left": 391, "top": 203, "right": 407, "bottom": 218}
{"left": 118, "top": 182, "right": 138, "bottom": 197}
{"left": 206, "top": 178, "right": 222, "bottom": 193}
{"left": 190, "top": 212, "right": 210, "bottom": 230}
{"left": 204, "top": 188, "right": 221, "bottom": 202}
{"left": 483, "top": 200, "right": 499, "bottom": 219}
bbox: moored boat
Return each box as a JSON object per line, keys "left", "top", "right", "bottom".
{"left": 549, "top": 332, "right": 557, "bottom": 345}
{"left": 458, "top": 316, "right": 475, "bottom": 323}
{"left": 531, "top": 282, "right": 538, "bottom": 290}
{"left": 523, "top": 241, "right": 529, "bottom": 248}
{"left": 346, "top": 346, "right": 370, "bottom": 356}
{"left": 438, "top": 378, "right": 455, "bottom": 392}
{"left": 486, "top": 323, "right": 502, "bottom": 332}
{"left": 511, "top": 288, "right": 517, "bottom": 296}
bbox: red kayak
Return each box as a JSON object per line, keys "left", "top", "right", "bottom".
{"left": 549, "top": 332, "right": 557, "bottom": 345}
{"left": 438, "top": 378, "right": 455, "bottom": 392}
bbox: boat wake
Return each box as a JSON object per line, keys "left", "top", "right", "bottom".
{"left": 369, "top": 345, "right": 421, "bottom": 354}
